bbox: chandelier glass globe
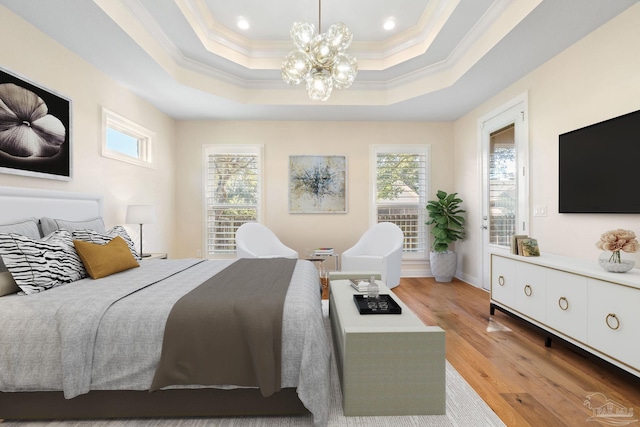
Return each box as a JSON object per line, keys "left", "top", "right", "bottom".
{"left": 290, "top": 21, "right": 316, "bottom": 50}
{"left": 331, "top": 53, "right": 358, "bottom": 89}
{"left": 309, "top": 34, "right": 337, "bottom": 67}
{"left": 306, "top": 68, "right": 333, "bottom": 101}
{"left": 281, "top": 49, "right": 313, "bottom": 85}
{"left": 326, "top": 23, "right": 353, "bottom": 52}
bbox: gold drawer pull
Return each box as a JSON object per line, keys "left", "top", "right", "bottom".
{"left": 498, "top": 275, "right": 505, "bottom": 286}
{"left": 605, "top": 313, "right": 620, "bottom": 330}
{"left": 524, "top": 284, "right": 532, "bottom": 296}
{"left": 558, "top": 297, "right": 569, "bottom": 311}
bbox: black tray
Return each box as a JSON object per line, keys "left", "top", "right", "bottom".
{"left": 353, "top": 294, "right": 402, "bottom": 314}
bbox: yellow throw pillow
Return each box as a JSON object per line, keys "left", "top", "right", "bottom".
{"left": 73, "top": 236, "right": 139, "bottom": 279}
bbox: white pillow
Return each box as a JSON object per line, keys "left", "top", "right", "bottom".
{"left": 72, "top": 226, "right": 140, "bottom": 260}
{"left": 0, "top": 230, "right": 87, "bottom": 295}
{"left": 40, "top": 216, "right": 106, "bottom": 237}
{"left": 0, "top": 218, "right": 40, "bottom": 240}
{"left": 0, "top": 218, "right": 42, "bottom": 277}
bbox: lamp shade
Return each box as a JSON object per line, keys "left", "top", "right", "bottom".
{"left": 125, "top": 205, "right": 156, "bottom": 224}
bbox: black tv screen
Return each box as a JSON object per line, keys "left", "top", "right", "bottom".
{"left": 559, "top": 109, "right": 640, "bottom": 213}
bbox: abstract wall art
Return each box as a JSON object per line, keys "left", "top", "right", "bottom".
{"left": 289, "top": 155, "right": 347, "bottom": 213}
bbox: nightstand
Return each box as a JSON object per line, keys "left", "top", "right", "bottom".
{"left": 143, "top": 253, "right": 168, "bottom": 260}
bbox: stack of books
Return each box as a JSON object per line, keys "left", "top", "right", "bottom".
{"left": 510, "top": 235, "right": 540, "bottom": 256}
{"left": 350, "top": 279, "right": 369, "bottom": 292}
{"left": 314, "top": 247, "right": 334, "bottom": 256}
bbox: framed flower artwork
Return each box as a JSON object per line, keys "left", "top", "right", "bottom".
{"left": 0, "top": 67, "right": 72, "bottom": 181}
{"left": 289, "top": 155, "right": 347, "bottom": 213}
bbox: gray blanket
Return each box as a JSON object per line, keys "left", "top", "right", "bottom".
{"left": 0, "top": 259, "right": 330, "bottom": 426}
{"left": 150, "top": 258, "right": 297, "bottom": 396}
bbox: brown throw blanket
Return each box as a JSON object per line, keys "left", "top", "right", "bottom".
{"left": 150, "top": 258, "right": 297, "bottom": 397}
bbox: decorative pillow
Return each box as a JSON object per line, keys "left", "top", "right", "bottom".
{"left": 0, "top": 230, "right": 87, "bottom": 295}
{"left": 72, "top": 226, "right": 140, "bottom": 260}
{"left": 0, "top": 271, "right": 20, "bottom": 296}
{"left": 73, "top": 236, "right": 139, "bottom": 279}
{"left": 40, "top": 216, "right": 106, "bottom": 237}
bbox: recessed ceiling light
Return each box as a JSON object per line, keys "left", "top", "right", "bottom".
{"left": 383, "top": 17, "right": 396, "bottom": 31}
{"left": 237, "top": 17, "right": 250, "bottom": 30}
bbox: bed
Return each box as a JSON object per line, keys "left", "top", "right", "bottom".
{"left": 0, "top": 186, "right": 330, "bottom": 426}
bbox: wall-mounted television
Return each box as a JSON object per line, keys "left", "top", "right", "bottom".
{"left": 559, "top": 109, "right": 640, "bottom": 213}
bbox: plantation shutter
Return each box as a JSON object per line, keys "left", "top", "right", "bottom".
{"left": 204, "top": 146, "right": 262, "bottom": 255}
{"left": 374, "top": 146, "right": 429, "bottom": 257}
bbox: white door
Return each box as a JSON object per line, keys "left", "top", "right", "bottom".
{"left": 479, "top": 94, "right": 529, "bottom": 290}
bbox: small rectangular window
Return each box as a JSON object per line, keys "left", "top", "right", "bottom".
{"left": 102, "top": 108, "right": 154, "bottom": 168}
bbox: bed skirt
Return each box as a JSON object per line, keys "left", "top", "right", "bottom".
{"left": 0, "top": 388, "right": 307, "bottom": 419}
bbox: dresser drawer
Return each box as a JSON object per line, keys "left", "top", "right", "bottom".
{"left": 491, "top": 256, "right": 516, "bottom": 307}
{"left": 545, "top": 269, "right": 587, "bottom": 343}
{"left": 514, "top": 262, "right": 546, "bottom": 321}
{"left": 588, "top": 279, "right": 640, "bottom": 370}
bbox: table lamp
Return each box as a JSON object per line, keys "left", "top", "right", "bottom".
{"left": 125, "top": 204, "right": 156, "bottom": 258}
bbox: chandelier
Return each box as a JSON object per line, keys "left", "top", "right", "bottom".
{"left": 281, "top": 0, "right": 358, "bottom": 101}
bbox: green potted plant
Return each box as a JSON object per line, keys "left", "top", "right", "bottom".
{"left": 426, "top": 190, "right": 465, "bottom": 282}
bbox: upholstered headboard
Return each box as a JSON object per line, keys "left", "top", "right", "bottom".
{"left": 0, "top": 186, "right": 103, "bottom": 224}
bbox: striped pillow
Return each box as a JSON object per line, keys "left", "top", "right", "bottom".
{"left": 72, "top": 226, "right": 140, "bottom": 260}
{"left": 0, "top": 230, "right": 87, "bottom": 295}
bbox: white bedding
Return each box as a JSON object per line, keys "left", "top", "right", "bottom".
{"left": 0, "top": 258, "right": 330, "bottom": 426}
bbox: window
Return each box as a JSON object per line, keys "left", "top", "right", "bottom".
{"left": 372, "top": 145, "right": 429, "bottom": 258}
{"left": 489, "top": 124, "right": 516, "bottom": 246}
{"left": 203, "top": 145, "right": 263, "bottom": 256}
{"left": 102, "top": 108, "right": 154, "bottom": 167}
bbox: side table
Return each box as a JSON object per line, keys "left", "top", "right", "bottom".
{"left": 143, "top": 253, "right": 167, "bottom": 260}
{"left": 312, "top": 252, "right": 340, "bottom": 271}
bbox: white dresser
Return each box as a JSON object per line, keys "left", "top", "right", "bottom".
{"left": 490, "top": 252, "right": 640, "bottom": 378}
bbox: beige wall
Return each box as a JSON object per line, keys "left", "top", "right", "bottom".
{"left": 0, "top": 5, "right": 177, "bottom": 256}
{"left": 454, "top": 3, "right": 640, "bottom": 286}
{"left": 174, "top": 121, "right": 454, "bottom": 275}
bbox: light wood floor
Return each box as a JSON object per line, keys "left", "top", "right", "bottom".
{"left": 390, "top": 277, "right": 640, "bottom": 427}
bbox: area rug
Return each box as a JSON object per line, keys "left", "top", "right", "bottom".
{"left": 1, "top": 301, "right": 505, "bottom": 427}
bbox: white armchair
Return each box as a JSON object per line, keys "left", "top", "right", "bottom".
{"left": 341, "top": 222, "right": 404, "bottom": 288}
{"left": 235, "top": 223, "right": 298, "bottom": 259}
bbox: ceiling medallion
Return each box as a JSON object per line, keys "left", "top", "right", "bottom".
{"left": 281, "top": 0, "right": 358, "bottom": 101}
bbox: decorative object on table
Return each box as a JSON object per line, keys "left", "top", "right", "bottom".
{"left": 596, "top": 228, "right": 639, "bottom": 273}
{"left": 289, "top": 155, "right": 346, "bottom": 213}
{"left": 350, "top": 278, "right": 369, "bottom": 292}
{"left": 125, "top": 204, "right": 156, "bottom": 258}
{"left": 366, "top": 275, "right": 379, "bottom": 309}
{"left": 510, "top": 234, "right": 528, "bottom": 254}
{"left": 426, "top": 190, "right": 465, "bottom": 282}
{"left": 519, "top": 238, "right": 540, "bottom": 257}
{"left": 353, "top": 294, "right": 401, "bottom": 314}
{"left": 281, "top": 0, "right": 358, "bottom": 101}
{"left": 314, "top": 247, "right": 334, "bottom": 255}
{"left": 0, "top": 67, "right": 71, "bottom": 181}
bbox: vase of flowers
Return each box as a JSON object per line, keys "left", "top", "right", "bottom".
{"left": 596, "top": 229, "right": 639, "bottom": 273}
